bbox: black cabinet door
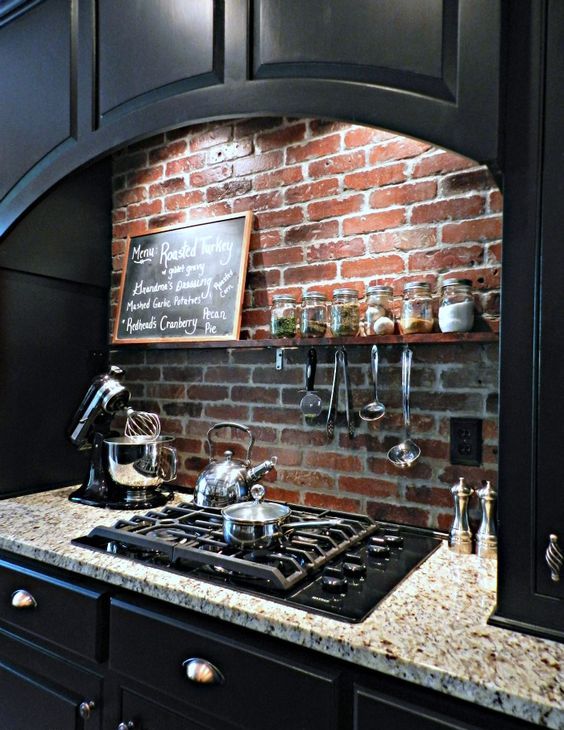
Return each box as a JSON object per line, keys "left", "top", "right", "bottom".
{"left": 535, "top": 0, "right": 564, "bottom": 604}
{"left": 119, "top": 689, "right": 221, "bottom": 730}
{"left": 0, "top": 0, "right": 74, "bottom": 202}
{"left": 0, "top": 661, "right": 80, "bottom": 730}
{"left": 353, "top": 683, "right": 539, "bottom": 730}
{"left": 494, "top": 0, "right": 564, "bottom": 642}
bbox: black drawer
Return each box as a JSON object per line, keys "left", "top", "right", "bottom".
{"left": 0, "top": 558, "right": 108, "bottom": 661}
{"left": 110, "top": 598, "right": 341, "bottom": 730}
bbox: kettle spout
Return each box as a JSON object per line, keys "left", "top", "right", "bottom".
{"left": 247, "top": 456, "right": 278, "bottom": 485}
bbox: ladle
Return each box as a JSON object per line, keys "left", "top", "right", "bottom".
{"left": 359, "top": 345, "right": 386, "bottom": 421}
{"left": 387, "top": 346, "right": 421, "bottom": 468}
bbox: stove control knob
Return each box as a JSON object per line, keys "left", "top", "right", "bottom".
{"left": 367, "top": 544, "right": 390, "bottom": 558}
{"left": 384, "top": 534, "right": 404, "bottom": 547}
{"left": 369, "top": 536, "right": 387, "bottom": 547}
{"left": 321, "top": 573, "right": 348, "bottom": 594}
{"left": 343, "top": 561, "right": 366, "bottom": 578}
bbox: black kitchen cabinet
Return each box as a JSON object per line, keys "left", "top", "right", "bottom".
{"left": 0, "top": 552, "right": 544, "bottom": 730}
{"left": 109, "top": 596, "right": 342, "bottom": 730}
{"left": 353, "top": 682, "right": 538, "bottom": 730}
{"left": 491, "top": 0, "right": 564, "bottom": 641}
{"left": 0, "top": 0, "right": 500, "bottom": 238}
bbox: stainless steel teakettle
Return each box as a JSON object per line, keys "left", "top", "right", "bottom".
{"left": 193, "top": 422, "right": 277, "bottom": 508}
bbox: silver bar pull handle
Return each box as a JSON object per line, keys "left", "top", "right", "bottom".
{"left": 183, "top": 657, "right": 224, "bottom": 685}
{"left": 546, "top": 534, "right": 563, "bottom": 582}
{"left": 11, "top": 589, "right": 37, "bottom": 609}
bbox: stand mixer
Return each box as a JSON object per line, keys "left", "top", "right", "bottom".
{"left": 68, "top": 366, "right": 176, "bottom": 509}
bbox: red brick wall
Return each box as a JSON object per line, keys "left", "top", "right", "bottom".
{"left": 110, "top": 117, "right": 502, "bottom": 529}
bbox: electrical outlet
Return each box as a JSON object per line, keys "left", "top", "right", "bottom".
{"left": 450, "top": 418, "right": 482, "bottom": 466}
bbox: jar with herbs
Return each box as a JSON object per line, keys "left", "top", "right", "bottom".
{"left": 270, "top": 294, "right": 297, "bottom": 338}
{"left": 438, "top": 278, "right": 474, "bottom": 332}
{"left": 331, "top": 289, "right": 360, "bottom": 336}
{"left": 300, "top": 291, "right": 328, "bottom": 337}
{"left": 366, "top": 285, "right": 395, "bottom": 335}
{"left": 400, "top": 282, "right": 434, "bottom": 334}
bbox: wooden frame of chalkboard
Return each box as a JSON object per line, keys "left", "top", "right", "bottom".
{"left": 112, "top": 211, "right": 253, "bottom": 345}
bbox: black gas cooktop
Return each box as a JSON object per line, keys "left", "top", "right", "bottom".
{"left": 73, "top": 501, "right": 443, "bottom": 623}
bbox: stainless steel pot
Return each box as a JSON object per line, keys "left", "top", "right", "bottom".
{"left": 104, "top": 435, "right": 177, "bottom": 488}
{"left": 221, "top": 485, "right": 340, "bottom": 550}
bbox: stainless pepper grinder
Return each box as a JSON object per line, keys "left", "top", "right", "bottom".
{"left": 476, "top": 480, "right": 498, "bottom": 558}
{"left": 449, "top": 477, "right": 473, "bottom": 554}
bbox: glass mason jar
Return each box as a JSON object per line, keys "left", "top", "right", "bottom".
{"left": 366, "top": 285, "right": 395, "bottom": 335}
{"left": 400, "top": 282, "right": 434, "bottom": 334}
{"left": 331, "top": 288, "right": 360, "bottom": 336}
{"left": 270, "top": 294, "right": 297, "bottom": 338}
{"left": 438, "top": 278, "right": 475, "bottom": 333}
{"left": 300, "top": 291, "right": 328, "bottom": 338}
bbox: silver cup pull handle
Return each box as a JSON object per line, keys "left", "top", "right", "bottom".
{"left": 117, "top": 723, "right": 136, "bottom": 730}
{"left": 183, "top": 657, "right": 224, "bottom": 685}
{"left": 546, "top": 534, "right": 563, "bottom": 582}
{"left": 11, "top": 589, "right": 37, "bottom": 609}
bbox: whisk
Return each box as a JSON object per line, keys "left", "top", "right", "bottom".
{"left": 123, "top": 407, "right": 161, "bottom": 441}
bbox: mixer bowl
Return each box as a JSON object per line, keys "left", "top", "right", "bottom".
{"left": 104, "top": 436, "right": 177, "bottom": 488}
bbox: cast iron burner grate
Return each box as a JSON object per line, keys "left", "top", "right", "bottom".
{"left": 77, "top": 501, "right": 378, "bottom": 591}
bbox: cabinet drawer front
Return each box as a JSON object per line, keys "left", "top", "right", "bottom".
{"left": 0, "top": 559, "right": 107, "bottom": 661}
{"left": 110, "top": 599, "right": 340, "bottom": 730}
{"left": 0, "top": 661, "right": 78, "bottom": 730}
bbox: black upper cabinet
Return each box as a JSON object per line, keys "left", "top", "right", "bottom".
{"left": 97, "top": 0, "right": 223, "bottom": 124}
{"left": 0, "top": 0, "right": 74, "bottom": 202}
{"left": 534, "top": 0, "right": 564, "bottom": 605}
{"left": 491, "top": 0, "right": 564, "bottom": 641}
{"left": 0, "top": 0, "right": 500, "bottom": 238}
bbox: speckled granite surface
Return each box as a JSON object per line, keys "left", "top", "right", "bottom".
{"left": 0, "top": 487, "right": 561, "bottom": 728}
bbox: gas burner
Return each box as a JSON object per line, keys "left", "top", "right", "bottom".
{"left": 145, "top": 527, "right": 190, "bottom": 544}
{"left": 73, "top": 502, "right": 443, "bottom": 623}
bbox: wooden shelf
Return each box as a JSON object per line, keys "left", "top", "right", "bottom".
{"left": 111, "top": 331, "right": 499, "bottom": 350}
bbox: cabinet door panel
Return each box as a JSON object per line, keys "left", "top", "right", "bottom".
{"left": 253, "top": 0, "right": 449, "bottom": 94}
{"left": 121, "top": 689, "right": 218, "bottom": 730}
{"left": 97, "top": 0, "right": 222, "bottom": 121}
{"left": 110, "top": 598, "right": 340, "bottom": 730}
{"left": 535, "top": 0, "right": 564, "bottom": 603}
{"left": 0, "top": 661, "right": 78, "bottom": 730}
{"left": 0, "top": 0, "right": 73, "bottom": 200}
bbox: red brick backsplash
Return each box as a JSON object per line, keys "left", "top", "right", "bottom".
{"left": 110, "top": 117, "right": 502, "bottom": 529}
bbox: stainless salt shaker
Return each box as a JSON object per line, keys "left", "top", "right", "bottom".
{"left": 448, "top": 477, "right": 473, "bottom": 554}
{"left": 476, "top": 480, "right": 498, "bottom": 559}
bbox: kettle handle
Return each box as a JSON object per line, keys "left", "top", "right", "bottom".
{"left": 206, "top": 422, "right": 255, "bottom": 463}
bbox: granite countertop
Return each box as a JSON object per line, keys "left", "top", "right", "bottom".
{"left": 0, "top": 487, "right": 562, "bottom": 728}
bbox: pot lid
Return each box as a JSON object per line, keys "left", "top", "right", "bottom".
{"left": 221, "top": 485, "right": 290, "bottom": 525}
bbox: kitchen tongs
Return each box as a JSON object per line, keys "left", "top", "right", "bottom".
{"left": 327, "top": 347, "right": 355, "bottom": 441}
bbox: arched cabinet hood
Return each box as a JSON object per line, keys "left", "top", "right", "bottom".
{"left": 0, "top": 0, "right": 501, "bottom": 236}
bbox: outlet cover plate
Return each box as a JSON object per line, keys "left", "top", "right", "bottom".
{"left": 450, "top": 417, "right": 482, "bottom": 466}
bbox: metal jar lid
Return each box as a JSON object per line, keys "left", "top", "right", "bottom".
{"left": 333, "top": 288, "right": 359, "bottom": 298}
{"left": 302, "top": 290, "right": 327, "bottom": 301}
{"left": 272, "top": 294, "right": 297, "bottom": 303}
{"left": 403, "top": 281, "right": 432, "bottom": 292}
{"left": 440, "top": 278, "right": 473, "bottom": 289}
{"left": 366, "top": 285, "right": 393, "bottom": 296}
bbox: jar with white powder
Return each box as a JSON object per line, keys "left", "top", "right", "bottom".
{"left": 438, "top": 279, "right": 475, "bottom": 333}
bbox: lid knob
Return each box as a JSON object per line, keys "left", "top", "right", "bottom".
{"left": 224, "top": 450, "right": 233, "bottom": 461}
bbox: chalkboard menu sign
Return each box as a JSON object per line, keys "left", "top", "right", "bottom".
{"left": 113, "top": 212, "right": 253, "bottom": 344}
